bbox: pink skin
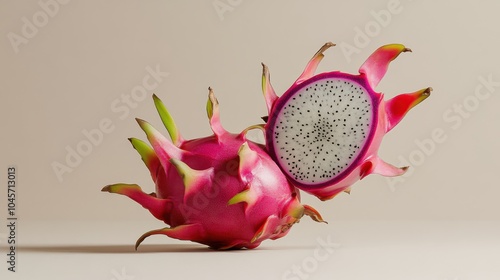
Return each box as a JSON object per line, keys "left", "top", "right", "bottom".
{"left": 102, "top": 89, "right": 324, "bottom": 250}
{"left": 261, "top": 43, "right": 431, "bottom": 200}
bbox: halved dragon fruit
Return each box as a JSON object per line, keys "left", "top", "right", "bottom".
{"left": 102, "top": 89, "right": 324, "bottom": 250}
{"left": 259, "top": 43, "right": 431, "bottom": 200}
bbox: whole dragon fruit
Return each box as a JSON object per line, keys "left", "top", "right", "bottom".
{"left": 102, "top": 89, "right": 324, "bottom": 250}
{"left": 259, "top": 42, "right": 431, "bottom": 200}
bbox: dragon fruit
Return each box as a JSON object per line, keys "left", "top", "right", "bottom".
{"left": 102, "top": 88, "right": 324, "bottom": 250}
{"left": 259, "top": 42, "right": 431, "bottom": 200}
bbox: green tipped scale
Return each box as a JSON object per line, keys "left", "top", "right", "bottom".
{"left": 153, "top": 94, "right": 184, "bottom": 146}
{"left": 103, "top": 88, "right": 324, "bottom": 250}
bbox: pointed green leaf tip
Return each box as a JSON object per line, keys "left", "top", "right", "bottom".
{"left": 169, "top": 158, "right": 213, "bottom": 197}
{"left": 359, "top": 44, "right": 411, "bottom": 88}
{"left": 101, "top": 183, "right": 141, "bottom": 194}
{"left": 228, "top": 189, "right": 255, "bottom": 205}
{"left": 136, "top": 118, "right": 155, "bottom": 137}
{"left": 135, "top": 118, "right": 163, "bottom": 149}
{"left": 206, "top": 87, "right": 216, "bottom": 119}
{"left": 170, "top": 158, "right": 197, "bottom": 189}
{"left": 129, "top": 138, "right": 155, "bottom": 165}
{"left": 205, "top": 87, "right": 226, "bottom": 138}
{"left": 101, "top": 183, "right": 172, "bottom": 222}
{"left": 135, "top": 118, "right": 183, "bottom": 162}
{"left": 153, "top": 94, "right": 183, "bottom": 146}
{"left": 128, "top": 137, "right": 161, "bottom": 182}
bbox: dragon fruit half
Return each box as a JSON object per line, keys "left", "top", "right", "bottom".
{"left": 102, "top": 89, "right": 324, "bottom": 250}
{"left": 259, "top": 43, "right": 431, "bottom": 200}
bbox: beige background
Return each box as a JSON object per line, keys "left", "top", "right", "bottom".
{"left": 1, "top": 1, "right": 500, "bottom": 279}
{"left": 2, "top": 0, "right": 499, "bottom": 223}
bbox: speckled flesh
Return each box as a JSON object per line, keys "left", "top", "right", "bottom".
{"left": 268, "top": 73, "right": 377, "bottom": 188}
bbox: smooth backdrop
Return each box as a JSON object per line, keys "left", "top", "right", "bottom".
{"left": 3, "top": 0, "right": 498, "bottom": 223}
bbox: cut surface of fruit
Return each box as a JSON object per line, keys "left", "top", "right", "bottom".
{"left": 261, "top": 42, "right": 431, "bottom": 199}
{"left": 267, "top": 73, "right": 377, "bottom": 188}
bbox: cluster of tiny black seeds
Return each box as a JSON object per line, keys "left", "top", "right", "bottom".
{"left": 273, "top": 78, "right": 372, "bottom": 184}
